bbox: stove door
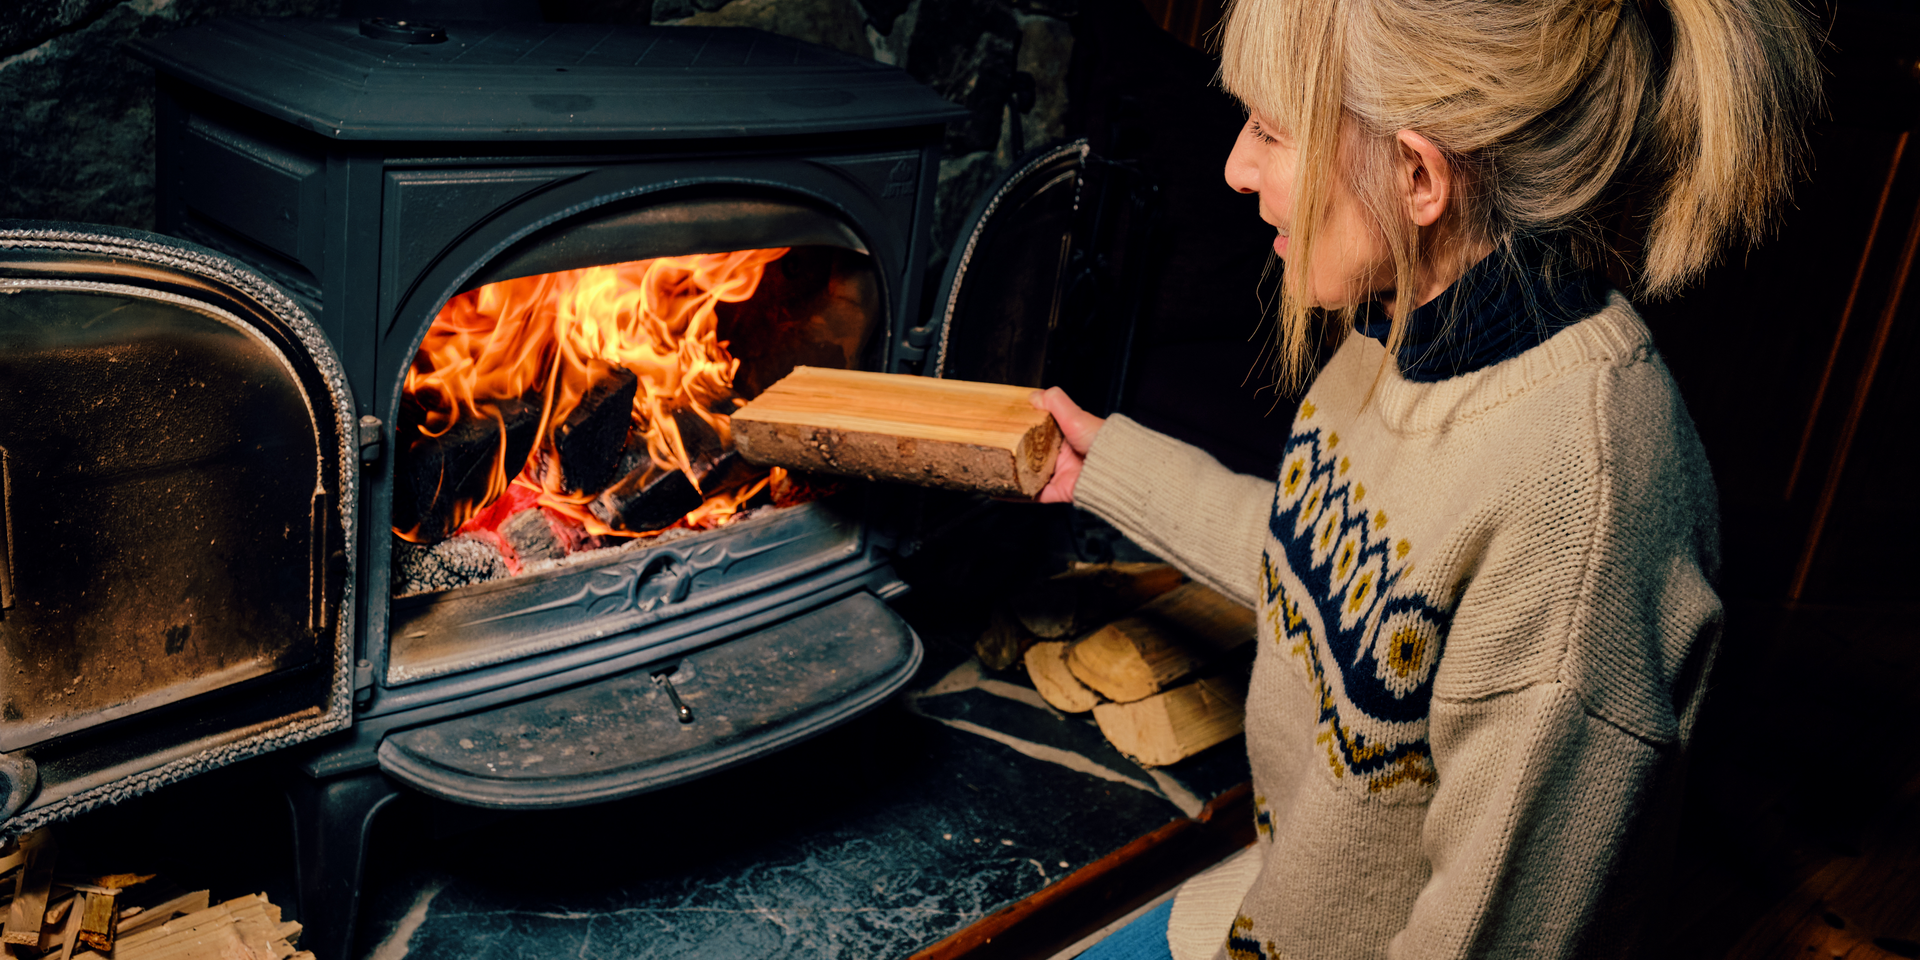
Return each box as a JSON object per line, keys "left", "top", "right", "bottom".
{"left": 927, "top": 139, "right": 1159, "bottom": 416}
{"left": 0, "top": 222, "right": 357, "bottom": 836}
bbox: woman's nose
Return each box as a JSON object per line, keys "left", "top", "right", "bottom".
{"left": 1224, "top": 128, "right": 1260, "bottom": 195}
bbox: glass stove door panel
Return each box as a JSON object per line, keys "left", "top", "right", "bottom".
{"left": 0, "top": 285, "right": 328, "bottom": 749}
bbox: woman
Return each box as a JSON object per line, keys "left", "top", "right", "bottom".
{"left": 1037, "top": 0, "right": 1818, "bottom": 957}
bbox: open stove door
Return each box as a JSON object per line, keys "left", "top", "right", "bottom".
{"left": 925, "top": 139, "right": 1159, "bottom": 416}
{"left": 0, "top": 222, "right": 357, "bottom": 838}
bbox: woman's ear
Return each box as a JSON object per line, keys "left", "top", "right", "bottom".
{"left": 1395, "top": 129, "right": 1453, "bottom": 228}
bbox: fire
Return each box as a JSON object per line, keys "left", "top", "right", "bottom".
{"left": 399, "top": 248, "right": 792, "bottom": 543}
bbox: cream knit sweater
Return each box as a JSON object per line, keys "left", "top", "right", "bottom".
{"left": 1074, "top": 298, "right": 1721, "bottom": 959}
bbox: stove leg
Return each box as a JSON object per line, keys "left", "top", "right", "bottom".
{"left": 285, "top": 768, "right": 403, "bottom": 960}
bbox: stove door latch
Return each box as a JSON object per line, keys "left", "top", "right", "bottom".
{"left": 651, "top": 668, "right": 694, "bottom": 724}
{"left": 357, "top": 415, "right": 384, "bottom": 465}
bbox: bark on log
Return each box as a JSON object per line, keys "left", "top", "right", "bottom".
{"left": 1066, "top": 583, "right": 1255, "bottom": 704}
{"left": 1025, "top": 640, "right": 1102, "bottom": 713}
{"left": 732, "top": 367, "right": 1060, "bottom": 498}
{"left": 1092, "top": 667, "right": 1250, "bottom": 767}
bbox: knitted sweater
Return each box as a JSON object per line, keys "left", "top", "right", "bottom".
{"left": 1074, "top": 296, "right": 1721, "bottom": 959}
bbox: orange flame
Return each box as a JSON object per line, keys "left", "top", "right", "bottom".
{"left": 400, "top": 248, "right": 791, "bottom": 541}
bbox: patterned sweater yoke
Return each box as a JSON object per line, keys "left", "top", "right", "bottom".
{"left": 1075, "top": 298, "right": 1723, "bottom": 960}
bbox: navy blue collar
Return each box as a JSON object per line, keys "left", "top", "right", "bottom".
{"left": 1352, "top": 234, "right": 1609, "bottom": 382}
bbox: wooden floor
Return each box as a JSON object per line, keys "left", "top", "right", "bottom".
{"left": 1649, "top": 603, "right": 1920, "bottom": 960}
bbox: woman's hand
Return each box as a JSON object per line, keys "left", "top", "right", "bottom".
{"left": 1030, "top": 386, "right": 1105, "bottom": 505}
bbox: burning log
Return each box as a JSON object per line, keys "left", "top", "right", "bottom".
{"left": 1093, "top": 666, "right": 1251, "bottom": 767}
{"left": 1065, "top": 582, "right": 1254, "bottom": 704}
{"left": 398, "top": 396, "right": 541, "bottom": 542}
{"left": 590, "top": 405, "right": 755, "bottom": 534}
{"left": 731, "top": 367, "right": 1061, "bottom": 498}
{"left": 591, "top": 452, "right": 756, "bottom": 534}
{"left": 556, "top": 364, "right": 639, "bottom": 494}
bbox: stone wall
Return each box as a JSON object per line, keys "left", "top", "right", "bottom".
{"left": 1, "top": 0, "right": 344, "bottom": 231}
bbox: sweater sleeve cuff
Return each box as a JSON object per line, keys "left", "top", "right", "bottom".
{"left": 1074, "top": 414, "right": 1274, "bottom": 609}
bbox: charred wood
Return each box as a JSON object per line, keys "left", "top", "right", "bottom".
{"left": 397, "top": 396, "right": 541, "bottom": 542}
{"left": 499, "top": 509, "right": 565, "bottom": 566}
{"left": 591, "top": 451, "right": 751, "bottom": 534}
{"left": 556, "top": 365, "right": 638, "bottom": 494}
{"left": 591, "top": 406, "right": 752, "bottom": 533}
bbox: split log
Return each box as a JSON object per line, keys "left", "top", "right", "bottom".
{"left": 1066, "top": 582, "right": 1255, "bottom": 704}
{"left": 975, "top": 563, "right": 1187, "bottom": 670}
{"left": 76, "top": 886, "right": 117, "bottom": 952}
{"left": 114, "top": 892, "right": 300, "bottom": 960}
{"left": 974, "top": 608, "right": 1038, "bottom": 672}
{"left": 1025, "top": 640, "right": 1102, "bottom": 713}
{"left": 1093, "top": 667, "right": 1250, "bottom": 767}
{"left": 1016, "top": 562, "right": 1186, "bottom": 640}
{"left": 732, "top": 367, "right": 1060, "bottom": 498}
{"left": 399, "top": 396, "right": 542, "bottom": 541}
{"left": 556, "top": 364, "right": 638, "bottom": 494}
{"left": 3, "top": 827, "right": 54, "bottom": 949}
{"left": 117, "top": 890, "right": 212, "bottom": 938}
{"left": 54, "top": 892, "right": 84, "bottom": 960}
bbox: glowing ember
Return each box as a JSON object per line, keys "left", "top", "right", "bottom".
{"left": 398, "top": 248, "right": 803, "bottom": 546}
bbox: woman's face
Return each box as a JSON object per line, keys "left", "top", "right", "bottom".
{"left": 1223, "top": 114, "right": 1393, "bottom": 308}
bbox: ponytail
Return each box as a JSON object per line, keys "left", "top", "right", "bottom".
{"left": 1643, "top": 0, "right": 1820, "bottom": 294}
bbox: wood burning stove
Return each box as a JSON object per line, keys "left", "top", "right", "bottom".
{"left": 1, "top": 16, "right": 973, "bottom": 956}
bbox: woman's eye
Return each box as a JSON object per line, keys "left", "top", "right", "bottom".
{"left": 1248, "top": 121, "right": 1277, "bottom": 144}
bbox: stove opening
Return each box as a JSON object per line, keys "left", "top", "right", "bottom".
{"left": 390, "top": 242, "right": 882, "bottom": 599}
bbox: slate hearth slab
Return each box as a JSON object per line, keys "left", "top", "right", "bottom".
{"left": 352, "top": 700, "right": 1214, "bottom": 959}
{"left": 348, "top": 642, "right": 1251, "bottom": 960}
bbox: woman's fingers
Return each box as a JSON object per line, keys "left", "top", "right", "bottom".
{"left": 1030, "top": 387, "right": 1105, "bottom": 504}
{"left": 1031, "top": 387, "right": 1104, "bottom": 452}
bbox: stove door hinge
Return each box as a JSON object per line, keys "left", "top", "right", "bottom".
{"left": 353, "top": 658, "right": 375, "bottom": 707}
{"left": 895, "top": 324, "right": 935, "bottom": 369}
{"left": 357, "top": 415, "right": 384, "bottom": 465}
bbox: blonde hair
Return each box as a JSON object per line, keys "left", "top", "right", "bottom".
{"left": 1220, "top": 0, "right": 1820, "bottom": 388}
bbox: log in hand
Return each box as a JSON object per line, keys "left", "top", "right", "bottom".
{"left": 1029, "top": 387, "right": 1104, "bottom": 504}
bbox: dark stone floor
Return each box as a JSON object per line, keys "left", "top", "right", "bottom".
{"left": 338, "top": 591, "right": 1249, "bottom": 960}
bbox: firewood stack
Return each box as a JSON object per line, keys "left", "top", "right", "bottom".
{"left": 0, "top": 830, "right": 309, "bottom": 960}
{"left": 981, "top": 564, "right": 1259, "bottom": 767}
